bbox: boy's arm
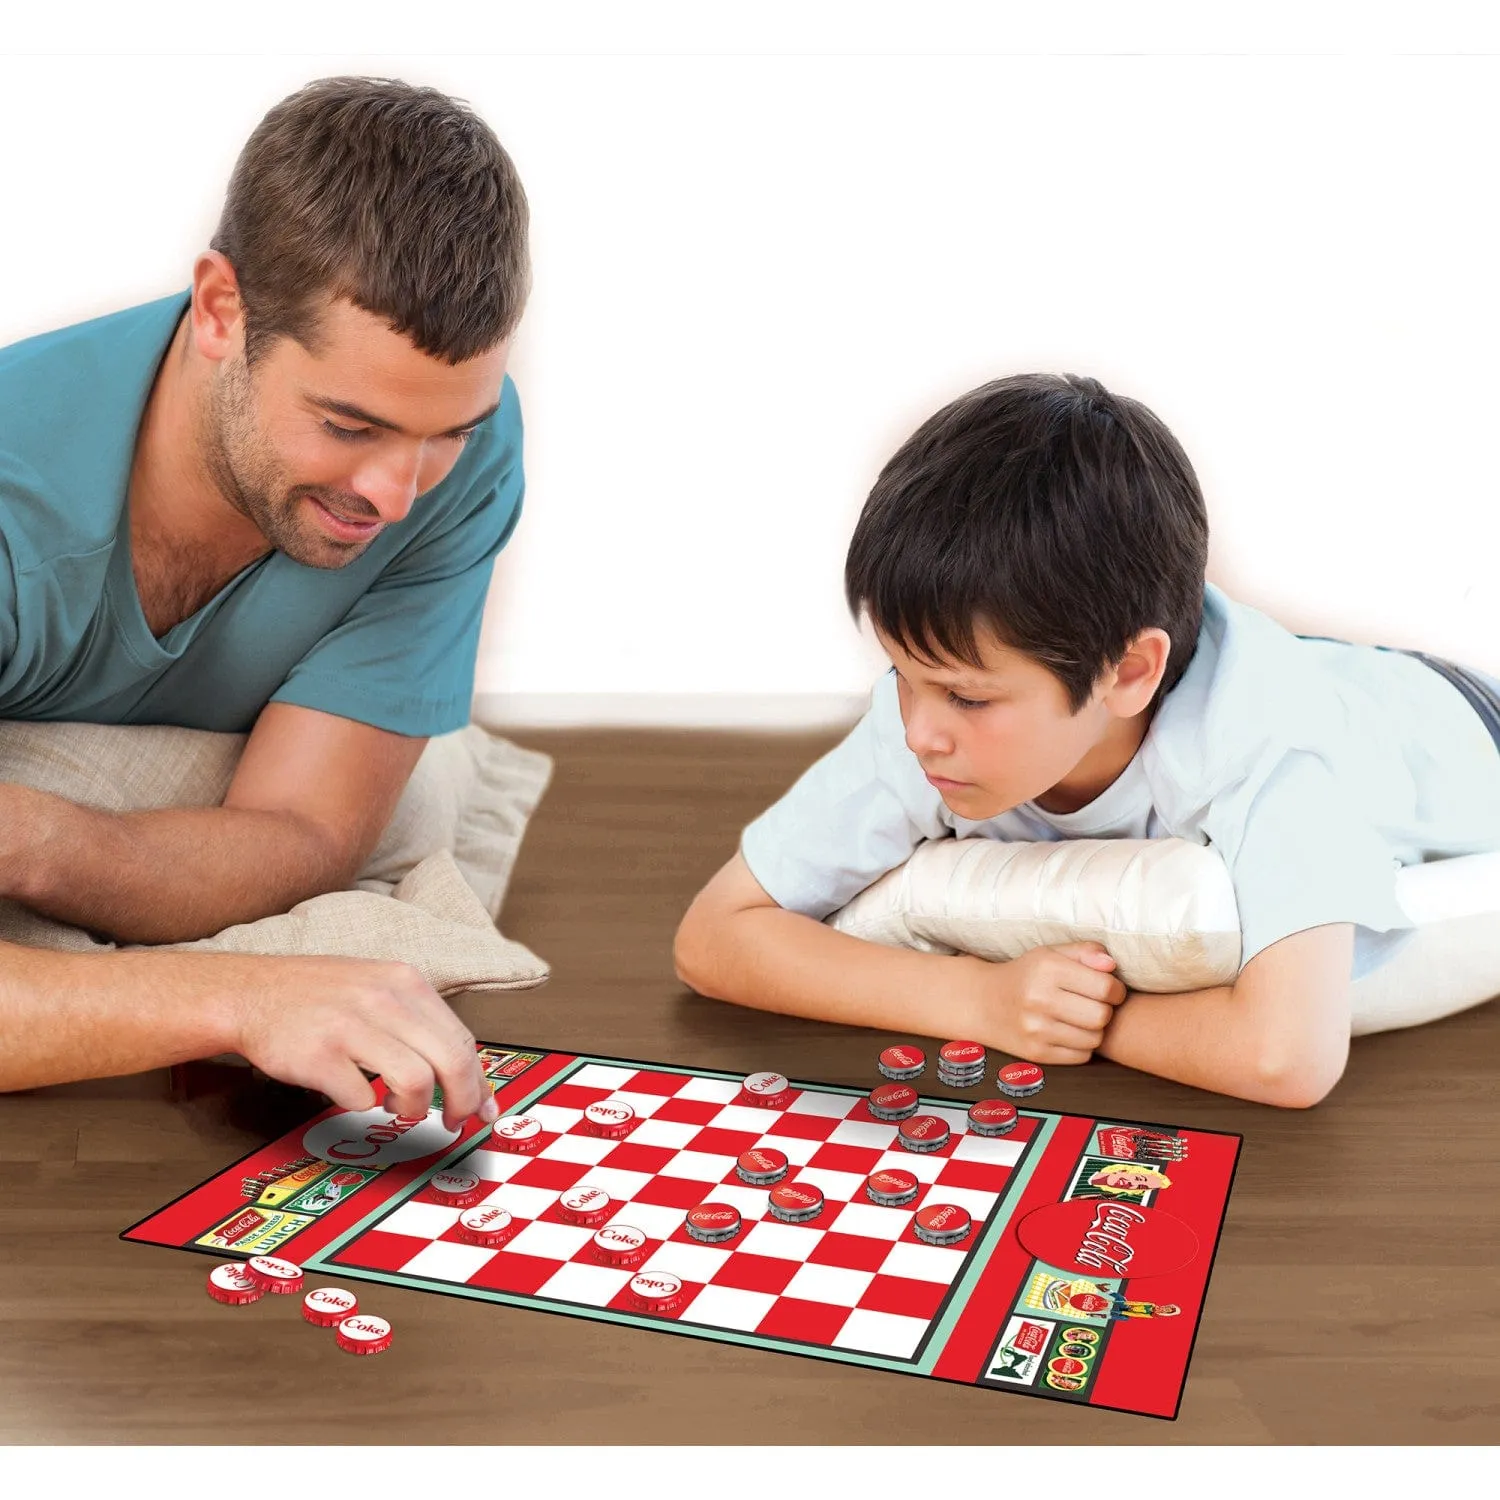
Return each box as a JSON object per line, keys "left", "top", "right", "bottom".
{"left": 1095, "top": 922, "right": 1353, "bottom": 1107}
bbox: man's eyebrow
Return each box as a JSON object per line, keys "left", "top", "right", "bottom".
{"left": 307, "top": 394, "right": 501, "bottom": 437}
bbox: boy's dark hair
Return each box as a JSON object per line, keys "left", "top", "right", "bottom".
{"left": 210, "top": 76, "right": 530, "bottom": 367}
{"left": 845, "top": 373, "right": 1210, "bottom": 713}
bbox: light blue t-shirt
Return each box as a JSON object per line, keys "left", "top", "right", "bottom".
{"left": 0, "top": 291, "right": 525, "bottom": 736}
{"left": 740, "top": 585, "right": 1500, "bottom": 980}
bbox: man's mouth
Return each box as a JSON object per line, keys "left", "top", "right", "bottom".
{"left": 310, "top": 497, "right": 382, "bottom": 541}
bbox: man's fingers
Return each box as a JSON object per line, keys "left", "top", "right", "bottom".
{"left": 352, "top": 1035, "right": 436, "bottom": 1121}
{"left": 319, "top": 1059, "right": 380, "bottom": 1115}
{"left": 385, "top": 976, "right": 487, "bottom": 1127}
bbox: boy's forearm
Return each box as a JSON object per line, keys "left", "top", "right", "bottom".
{"left": 3, "top": 784, "right": 350, "bottom": 943}
{"left": 677, "top": 905, "right": 984, "bottom": 1040}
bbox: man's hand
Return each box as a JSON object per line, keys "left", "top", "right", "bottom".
{"left": 226, "top": 956, "right": 499, "bottom": 1132}
{"left": 958, "top": 941, "right": 1128, "bottom": 1064}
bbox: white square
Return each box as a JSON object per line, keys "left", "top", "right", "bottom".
{"left": 922, "top": 1185, "right": 1000, "bottom": 1223}
{"left": 676, "top": 1076, "right": 742, "bottom": 1104}
{"left": 502, "top": 1218, "right": 595, "bottom": 1262}
{"left": 873, "top": 1149, "right": 948, "bottom": 1183}
{"left": 574, "top": 1165, "right": 653, "bottom": 1202}
{"left": 753, "top": 1133, "right": 823, "bottom": 1167}
{"left": 791, "top": 1167, "right": 865, "bottom": 1204}
{"left": 738, "top": 1219, "right": 823, "bottom": 1262}
{"left": 879, "top": 1240, "right": 969, "bottom": 1284}
{"left": 658, "top": 1150, "right": 737, "bottom": 1184}
{"left": 627, "top": 1117, "right": 704, "bottom": 1151}
{"left": 952, "top": 1134, "right": 1025, "bottom": 1167}
{"left": 381, "top": 1200, "right": 461, "bottom": 1240}
{"left": 605, "top": 1089, "right": 670, "bottom": 1119}
{"left": 834, "top": 1307, "right": 929, "bottom": 1359}
{"left": 706, "top": 1183, "right": 772, "bottom": 1220}
{"left": 680, "top": 1284, "right": 778, "bottom": 1332}
{"left": 539, "top": 1132, "right": 619, "bottom": 1166}
{"left": 471, "top": 1147, "right": 537, "bottom": 1183}
{"left": 399, "top": 1239, "right": 496, "bottom": 1283}
{"left": 781, "top": 1261, "right": 875, "bottom": 1308}
{"left": 570, "top": 1064, "right": 639, "bottom": 1090}
{"left": 527, "top": 1103, "right": 584, "bottom": 1135}
{"left": 928, "top": 1105, "right": 972, "bottom": 1134}
{"left": 537, "top": 1259, "right": 633, "bottom": 1307}
{"left": 828, "top": 1119, "right": 899, "bottom": 1149}
{"left": 786, "top": 1090, "right": 860, "bottom": 1119}
{"left": 827, "top": 1201, "right": 911, "bottom": 1241}
{"left": 709, "top": 1104, "right": 777, "bottom": 1133}
{"left": 481, "top": 1182, "right": 561, "bottom": 1221}
{"left": 604, "top": 1201, "right": 685, "bottom": 1242}
{"left": 640, "top": 1240, "right": 735, "bottom": 1284}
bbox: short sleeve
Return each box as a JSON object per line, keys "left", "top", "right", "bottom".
{"left": 740, "top": 670, "right": 952, "bottom": 917}
{"left": 1207, "top": 749, "right": 1414, "bottom": 979}
{"left": 269, "top": 381, "right": 525, "bottom": 737}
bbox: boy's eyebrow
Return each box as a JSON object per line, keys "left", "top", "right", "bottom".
{"left": 307, "top": 394, "right": 501, "bottom": 437}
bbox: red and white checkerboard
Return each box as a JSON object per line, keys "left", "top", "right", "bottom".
{"left": 328, "top": 1062, "right": 1038, "bottom": 1360}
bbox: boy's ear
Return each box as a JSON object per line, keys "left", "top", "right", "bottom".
{"left": 1105, "top": 627, "right": 1172, "bottom": 713}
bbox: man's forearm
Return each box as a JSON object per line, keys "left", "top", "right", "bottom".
{"left": 8, "top": 786, "right": 351, "bottom": 942}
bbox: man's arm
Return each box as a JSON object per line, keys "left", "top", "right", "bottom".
{"left": 1095, "top": 923, "right": 1354, "bottom": 1107}
{"left": 0, "top": 703, "right": 427, "bottom": 943}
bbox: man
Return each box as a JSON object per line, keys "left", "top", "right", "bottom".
{"left": 0, "top": 77, "right": 531, "bottom": 1129}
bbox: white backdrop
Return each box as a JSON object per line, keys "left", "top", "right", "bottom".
{"left": 2, "top": 37, "right": 1496, "bottom": 725}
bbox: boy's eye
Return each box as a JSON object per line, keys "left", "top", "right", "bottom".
{"left": 947, "top": 691, "right": 989, "bottom": 711}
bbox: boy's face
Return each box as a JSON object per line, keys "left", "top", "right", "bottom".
{"left": 877, "top": 623, "right": 1163, "bottom": 821}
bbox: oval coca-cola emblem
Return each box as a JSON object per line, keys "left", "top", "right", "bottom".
{"left": 1016, "top": 1198, "right": 1199, "bottom": 1280}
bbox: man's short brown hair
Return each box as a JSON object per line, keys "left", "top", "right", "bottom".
{"left": 211, "top": 76, "right": 530, "bottom": 366}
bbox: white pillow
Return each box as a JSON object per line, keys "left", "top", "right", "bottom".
{"left": 825, "top": 837, "right": 1500, "bottom": 1035}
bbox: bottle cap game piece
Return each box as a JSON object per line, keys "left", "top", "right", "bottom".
{"left": 246, "top": 1255, "right": 305, "bottom": 1294}
{"left": 914, "top": 1202, "right": 972, "bottom": 1246}
{"left": 429, "top": 1167, "right": 483, "bottom": 1207}
{"left": 867, "top": 1082, "right": 920, "bottom": 1120}
{"left": 335, "top": 1313, "right": 393, "bottom": 1355}
{"left": 301, "top": 1286, "right": 359, "bottom": 1326}
{"left": 898, "top": 1115, "right": 951, "bottom": 1154}
{"left": 591, "top": 1224, "right": 649, "bottom": 1267}
{"left": 865, "top": 1168, "right": 920, "bottom": 1207}
{"left": 967, "top": 1099, "right": 1019, "bottom": 1136}
{"left": 559, "top": 1186, "right": 613, "bottom": 1227}
{"left": 735, "top": 1147, "right": 789, "bottom": 1185}
{"left": 458, "top": 1205, "right": 514, "bottom": 1247}
{"left": 877, "top": 1045, "right": 926, "bottom": 1081}
{"left": 685, "top": 1203, "right": 742, "bottom": 1244}
{"left": 582, "top": 1100, "right": 637, "bottom": 1138}
{"left": 490, "top": 1114, "right": 545, "bottom": 1153}
{"left": 939, "top": 1041, "right": 987, "bottom": 1070}
{"left": 741, "top": 1071, "right": 792, "bottom": 1107}
{"left": 206, "top": 1262, "right": 263, "bottom": 1305}
{"left": 767, "top": 1181, "right": 825, "bottom": 1223}
{"left": 996, "top": 1062, "right": 1045, "bottom": 1098}
{"left": 629, "top": 1272, "right": 685, "bottom": 1314}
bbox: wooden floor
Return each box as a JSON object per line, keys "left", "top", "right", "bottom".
{"left": 2, "top": 727, "right": 1497, "bottom": 1445}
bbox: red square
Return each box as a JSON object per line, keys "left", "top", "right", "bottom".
{"left": 931, "top": 1157, "right": 1010, "bottom": 1192}
{"left": 858, "top": 1273, "right": 946, "bottom": 1321}
{"left": 710, "top": 1252, "right": 800, "bottom": 1296}
{"left": 622, "top": 1070, "right": 689, "bottom": 1096}
{"left": 807, "top": 1231, "right": 894, "bottom": 1274}
{"left": 755, "top": 1296, "right": 851, "bottom": 1346}
{"left": 468, "top": 1250, "right": 562, "bottom": 1296}
{"left": 634, "top": 1174, "right": 715, "bottom": 1210}
{"left": 538, "top": 1083, "right": 611, "bottom": 1111}
{"left": 807, "top": 1141, "right": 885, "bottom": 1175}
{"left": 652, "top": 1097, "right": 722, "bottom": 1126}
{"left": 331, "top": 1229, "right": 430, "bottom": 1273}
{"left": 599, "top": 1141, "right": 678, "bottom": 1175}
{"left": 509, "top": 1156, "right": 590, "bottom": 1191}
{"left": 687, "top": 1126, "right": 762, "bottom": 1158}
{"left": 765, "top": 1112, "right": 840, "bottom": 1142}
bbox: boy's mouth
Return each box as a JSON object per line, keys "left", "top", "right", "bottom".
{"left": 924, "top": 770, "right": 972, "bottom": 791}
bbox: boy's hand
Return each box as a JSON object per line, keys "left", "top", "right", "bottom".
{"left": 961, "top": 941, "right": 1128, "bottom": 1064}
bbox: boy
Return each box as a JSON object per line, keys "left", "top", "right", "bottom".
{"left": 674, "top": 374, "right": 1500, "bottom": 1107}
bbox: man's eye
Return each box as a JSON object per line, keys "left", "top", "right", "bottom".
{"left": 322, "top": 421, "right": 370, "bottom": 443}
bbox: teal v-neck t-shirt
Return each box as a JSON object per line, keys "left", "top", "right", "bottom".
{"left": 0, "top": 291, "right": 525, "bottom": 736}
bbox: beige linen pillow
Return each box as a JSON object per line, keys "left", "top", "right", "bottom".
{"left": 0, "top": 719, "right": 552, "bottom": 990}
{"left": 825, "top": 836, "right": 1500, "bottom": 1035}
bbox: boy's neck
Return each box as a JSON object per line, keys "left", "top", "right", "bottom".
{"left": 1032, "top": 707, "right": 1153, "bottom": 815}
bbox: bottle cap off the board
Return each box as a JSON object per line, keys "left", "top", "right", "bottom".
{"left": 336, "top": 1313, "right": 393, "bottom": 1355}
{"left": 302, "top": 1286, "right": 359, "bottom": 1327}
{"left": 246, "top": 1255, "right": 305, "bottom": 1294}
{"left": 206, "top": 1262, "right": 263, "bottom": 1305}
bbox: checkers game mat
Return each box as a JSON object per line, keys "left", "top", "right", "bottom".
{"left": 124, "top": 1043, "right": 1241, "bottom": 1420}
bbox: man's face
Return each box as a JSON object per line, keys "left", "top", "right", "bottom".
{"left": 877, "top": 623, "right": 1114, "bottom": 822}
{"left": 204, "top": 297, "right": 511, "bottom": 569}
